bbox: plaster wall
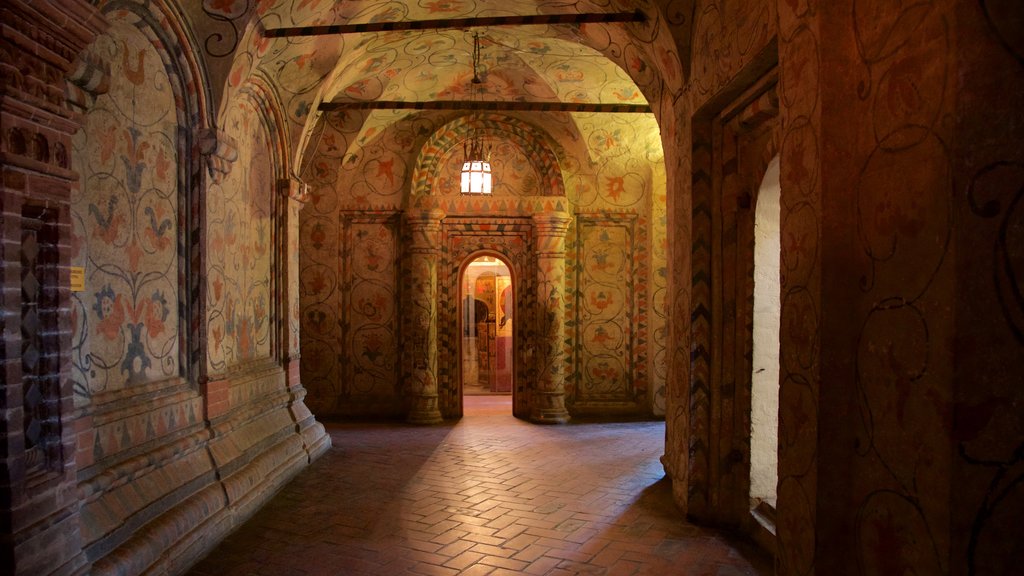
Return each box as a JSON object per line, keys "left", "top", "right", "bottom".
{"left": 71, "top": 20, "right": 181, "bottom": 397}
{"left": 662, "top": 0, "right": 1024, "bottom": 574}
{"left": 811, "top": 1, "right": 1023, "bottom": 573}
{"left": 205, "top": 98, "right": 275, "bottom": 373}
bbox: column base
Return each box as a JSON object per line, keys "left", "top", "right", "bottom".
{"left": 407, "top": 395, "right": 444, "bottom": 425}
{"left": 529, "top": 391, "right": 570, "bottom": 424}
{"left": 529, "top": 409, "right": 570, "bottom": 424}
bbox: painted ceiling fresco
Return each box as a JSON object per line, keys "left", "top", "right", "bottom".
{"left": 317, "top": 29, "right": 649, "bottom": 157}
{"left": 183, "top": 0, "right": 682, "bottom": 168}
{"left": 320, "top": 29, "right": 647, "bottom": 105}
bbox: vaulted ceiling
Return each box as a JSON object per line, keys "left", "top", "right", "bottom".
{"left": 180, "top": 0, "right": 684, "bottom": 171}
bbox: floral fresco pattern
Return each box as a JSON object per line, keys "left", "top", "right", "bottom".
{"left": 576, "top": 217, "right": 638, "bottom": 403}
{"left": 347, "top": 220, "right": 400, "bottom": 397}
{"left": 71, "top": 21, "right": 180, "bottom": 400}
{"left": 206, "top": 98, "right": 275, "bottom": 372}
{"left": 569, "top": 113, "right": 666, "bottom": 413}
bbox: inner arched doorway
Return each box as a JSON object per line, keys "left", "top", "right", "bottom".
{"left": 460, "top": 255, "right": 514, "bottom": 401}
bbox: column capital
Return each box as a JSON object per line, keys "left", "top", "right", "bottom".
{"left": 406, "top": 207, "right": 446, "bottom": 227}
{"left": 278, "top": 177, "right": 310, "bottom": 203}
{"left": 532, "top": 211, "right": 572, "bottom": 258}
{"left": 66, "top": 52, "right": 111, "bottom": 113}
{"left": 407, "top": 208, "right": 446, "bottom": 254}
{"left": 198, "top": 128, "right": 238, "bottom": 184}
{"left": 531, "top": 210, "right": 573, "bottom": 235}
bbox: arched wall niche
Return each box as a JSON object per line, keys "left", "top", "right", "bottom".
{"left": 64, "top": 1, "right": 252, "bottom": 573}
{"left": 72, "top": 0, "right": 214, "bottom": 395}
{"left": 410, "top": 113, "right": 566, "bottom": 205}
{"left": 94, "top": 0, "right": 214, "bottom": 384}
{"left": 239, "top": 72, "right": 294, "bottom": 182}
{"left": 235, "top": 72, "right": 297, "bottom": 364}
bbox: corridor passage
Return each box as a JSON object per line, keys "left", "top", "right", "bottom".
{"left": 187, "top": 397, "right": 770, "bottom": 576}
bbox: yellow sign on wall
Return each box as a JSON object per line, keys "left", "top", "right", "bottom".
{"left": 70, "top": 266, "right": 85, "bottom": 292}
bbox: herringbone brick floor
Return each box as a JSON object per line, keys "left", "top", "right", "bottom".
{"left": 187, "top": 397, "right": 771, "bottom": 576}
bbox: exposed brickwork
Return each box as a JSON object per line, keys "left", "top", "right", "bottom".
{"left": 0, "top": 1, "right": 106, "bottom": 574}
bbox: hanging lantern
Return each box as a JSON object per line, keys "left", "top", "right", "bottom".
{"left": 461, "top": 130, "right": 492, "bottom": 194}
{"left": 461, "top": 32, "right": 492, "bottom": 195}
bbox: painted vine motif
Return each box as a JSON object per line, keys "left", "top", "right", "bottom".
{"left": 71, "top": 21, "right": 180, "bottom": 400}
{"left": 848, "top": 2, "right": 955, "bottom": 572}
{"left": 575, "top": 216, "right": 642, "bottom": 404}
{"left": 207, "top": 98, "right": 275, "bottom": 372}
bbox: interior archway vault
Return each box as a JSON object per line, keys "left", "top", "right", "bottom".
{"left": 297, "top": 43, "right": 671, "bottom": 422}
{"left": 3, "top": 1, "right": 1021, "bottom": 575}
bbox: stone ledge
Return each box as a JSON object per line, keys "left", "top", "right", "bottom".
{"left": 77, "top": 362, "right": 330, "bottom": 575}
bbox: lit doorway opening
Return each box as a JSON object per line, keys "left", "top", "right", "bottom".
{"left": 460, "top": 256, "right": 513, "bottom": 397}
{"left": 750, "top": 156, "right": 781, "bottom": 511}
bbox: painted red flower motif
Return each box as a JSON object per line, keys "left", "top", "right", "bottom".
{"left": 94, "top": 288, "right": 125, "bottom": 341}
{"left": 155, "top": 147, "right": 170, "bottom": 181}
{"left": 424, "top": 1, "right": 463, "bottom": 13}
{"left": 589, "top": 291, "right": 614, "bottom": 311}
{"left": 605, "top": 176, "right": 625, "bottom": 200}
{"left": 307, "top": 270, "right": 326, "bottom": 295}
{"left": 591, "top": 326, "right": 611, "bottom": 345}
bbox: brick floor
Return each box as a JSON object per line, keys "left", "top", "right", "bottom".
{"left": 186, "top": 396, "right": 771, "bottom": 576}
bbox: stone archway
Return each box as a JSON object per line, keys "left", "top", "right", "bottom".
{"left": 409, "top": 113, "right": 566, "bottom": 201}
{"left": 403, "top": 210, "right": 578, "bottom": 423}
{"left": 404, "top": 111, "right": 574, "bottom": 423}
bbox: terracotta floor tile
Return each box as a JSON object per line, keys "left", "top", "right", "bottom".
{"left": 185, "top": 397, "right": 770, "bottom": 576}
{"left": 455, "top": 565, "right": 495, "bottom": 576}
{"left": 477, "top": 555, "right": 529, "bottom": 572}
{"left": 443, "top": 550, "right": 485, "bottom": 571}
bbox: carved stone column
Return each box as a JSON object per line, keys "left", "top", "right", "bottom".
{"left": 278, "top": 178, "right": 308, "bottom": 370}
{"left": 405, "top": 208, "right": 445, "bottom": 424}
{"left": 198, "top": 129, "right": 238, "bottom": 421}
{"left": 530, "top": 211, "right": 573, "bottom": 423}
{"left": 277, "top": 178, "right": 330, "bottom": 457}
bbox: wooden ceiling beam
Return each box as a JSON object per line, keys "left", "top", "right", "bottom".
{"left": 317, "top": 100, "right": 651, "bottom": 113}
{"left": 264, "top": 10, "right": 645, "bottom": 38}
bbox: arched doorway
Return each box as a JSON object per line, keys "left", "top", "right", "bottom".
{"left": 685, "top": 66, "right": 780, "bottom": 546}
{"left": 460, "top": 255, "right": 514, "bottom": 401}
